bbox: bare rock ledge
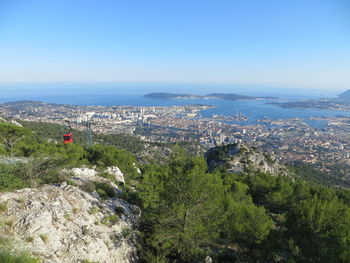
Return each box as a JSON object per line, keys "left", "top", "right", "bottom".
{"left": 0, "top": 183, "right": 139, "bottom": 263}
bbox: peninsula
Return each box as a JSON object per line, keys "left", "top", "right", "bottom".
{"left": 268, "top": 89, "right": 350, "bottom": 111}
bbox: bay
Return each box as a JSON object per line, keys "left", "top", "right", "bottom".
{"left": 0, "top": 83, "right": 348, "bottom": 128}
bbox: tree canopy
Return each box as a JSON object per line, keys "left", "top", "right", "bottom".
{"left": 1, "top": 122, "right": 349, "bottom": 262}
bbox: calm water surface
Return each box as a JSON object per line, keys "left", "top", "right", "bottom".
{"left": 0, "top": 83, "right": 347, "bottom": 128}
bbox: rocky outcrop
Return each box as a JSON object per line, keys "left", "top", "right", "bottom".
{"left": 0, "top": 116, "right": 23, "bottom": 127}
{"left": 206, "top": 143, "right": 289, "bottom": 176}
{"left": 0, "top": 182, "right": 139, "bottom": 263}
{"left": 68, "top": 166, "right": 126, "bottom": 185}
{"left": 106, "top": 166, "right": 125, "bottom": 184}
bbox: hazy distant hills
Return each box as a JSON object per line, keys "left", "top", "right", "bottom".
{"left": 144, "top": 92, "right": 277, "bottom": 100}
{"left": 338, "top": 90, "right": 350, "bottom": 99}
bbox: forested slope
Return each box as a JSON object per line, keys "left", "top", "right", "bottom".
{"left": 136, "top": 147, "right": 350, "bottom": 262}
{"left": 0, "top": 120, "right": 349, "bottom": 262}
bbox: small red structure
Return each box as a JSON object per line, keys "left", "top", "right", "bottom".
{"left": 63, "top": 133, "right": 73, "bottom": 144}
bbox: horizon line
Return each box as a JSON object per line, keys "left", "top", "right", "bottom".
{"left": 0, "top": 80, "right": 347, "bottom": 91}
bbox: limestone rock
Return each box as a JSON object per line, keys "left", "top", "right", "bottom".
{"left": 106, "top": 166, "right": 125, "bottom": 184}
{"left": 70, "top": 167, "right": 98, "bottom": 181}
{"left": 206, "top": 143, "right": 289, "bottom": 176}
{"left": 63, "top": 167, "right": 119, "bottom": 191}
{"left": 0, "top": 184, "right": 139, "bottom": 263}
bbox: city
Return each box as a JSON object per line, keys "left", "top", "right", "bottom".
{"left": 1, "top": 100, "right": 350, "bottom": 175}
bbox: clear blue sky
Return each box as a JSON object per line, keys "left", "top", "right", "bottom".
{"left": 0, "top": 0, "right": 349, "bottom": 89}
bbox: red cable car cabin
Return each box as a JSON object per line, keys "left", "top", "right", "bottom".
{"left": 63, "top": 133, "right": 73, "bottom": 144}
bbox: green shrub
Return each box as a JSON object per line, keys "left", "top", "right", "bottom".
{"left": 0, "top": 164, "right": 28, "bottom": 191}
{"left": 66, "top": 179, "right": 77, "bottom": 186}
{"left": 63, "top": 213, "right": 70, "bottom": 219}
{"left": 81, "top": 181, "right": 96, "bottom": 193}
{"left": 121, "top": 227, "right": 131, "bottom": 238}
{"left": 94, "top": 182, "right": 116, "bottom": 199}
{"left": 0, "top": 248, "right": 40, "bottom": 263}
{"left": 98, "top": 172, "right": 115, "bottom": 182}
{"left": 81, "top": 260, "right": 99, "bottom": 263}
{"left": 121, "top": 189, "right": 141, "bottom": 206}
{"left": 39, "top": 234, "right": 48, "bottom": 244}
{"left": 96, "top": 189, "right": 107, "bottom": 199}
{"left": 114, "top": 206, "right": 124, "bottom": 215}
{"left": 0, "top": 203, "right": 7, "bottom": 213}
{"left": 25, "top": 236, "right": 34, "bottom": 243}
{"left": 4, "top": 220, "right": 14, "bottom": 227}
{"left": 101, "top": 215, "right": 119, "bottom": 226}
{"left": 88, "top": 207, "right": 100, "bottom": 215}
{"left": 87, "top": 144, "right": 138, "bottom": 180}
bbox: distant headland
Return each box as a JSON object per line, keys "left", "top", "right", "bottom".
{"left": 143, "top": 92, "right": 278, "bottom": 101}
{"left": 267, "top": 89, "right": 350, "bottom": 111}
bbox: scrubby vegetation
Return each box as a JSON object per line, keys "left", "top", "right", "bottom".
{"left": 137, "top": 149, "right": 350, "bottom": 262}
{"left": 19, "top": 121, "right": 147, "bottom": 155}
{"left": 19, "top": 121, "right": 204, "bottom": 164}
{"left": 0, "top": 123, "right": 139, "bottom": 191}
{"left": 0, "top": 248, "right": 40, "bottom": 263}
{"left": 289, "top": 161, "right": 350, "bottom": 188}
{"left": 1, "top": 121, "right": 350, "bottom": 262}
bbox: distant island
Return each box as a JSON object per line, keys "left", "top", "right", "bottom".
{"left": 143, "top": 92, "right": 278, "bottom": 101}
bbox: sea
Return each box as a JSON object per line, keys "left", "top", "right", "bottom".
{"left": 0, "top": 82, "right": 348, "bottom": 128}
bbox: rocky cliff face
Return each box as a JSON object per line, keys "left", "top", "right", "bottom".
{"left": 206, "top": 143, "right": 289, "bottom": 176}
{"left": 0, "top": 168, "right": 139, "bottom": 263}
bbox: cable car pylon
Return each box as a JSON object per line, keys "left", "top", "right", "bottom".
{"left": 83, "top": 119, "right": 93, "bottom": 147}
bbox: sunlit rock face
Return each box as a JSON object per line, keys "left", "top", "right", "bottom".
{"left": 0, "top": 183, "right": 139, "bottom": 263}
{"left": 206, "top": 143, "right": 289, "bottom": 176}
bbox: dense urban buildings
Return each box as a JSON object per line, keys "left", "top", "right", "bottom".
{"left": 1, "top": 100, "right": 350, "bottom": 173}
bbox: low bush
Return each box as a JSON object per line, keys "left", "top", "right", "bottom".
{"left": 121, "top": 227, "right": 131, "bottom": 238}
{"left": 81, "top": 181, "right": 96, "bottom": 193}
{"left": 0, "top": 248, "right": 40, "bottom": 263}
{"left": 114, "top": 206, "right": 124, "bottom": 215}
{"left": 88, "top": 207, "right": 100, "bottom": 215}
{"left": 101, "top": 215, "right": 119, "bottom": 226}
{"left": 0, "top": 203, "right": 7, "bottom": 213}
{"left": 94, "top": 182, "right": 116, "bottom": 199}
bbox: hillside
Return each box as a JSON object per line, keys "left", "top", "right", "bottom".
{"left": 19, "top": 120, "right": 205, "bottom": 164}
{"left": 0, "top": 120, "right": 142, "bottom": 262}
{"left": 0, "top": 120, "right": 350, "bottom": 262}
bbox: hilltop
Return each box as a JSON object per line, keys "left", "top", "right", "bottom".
{"left": 206, "top": 143, "right": 288, "bottom": 176}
